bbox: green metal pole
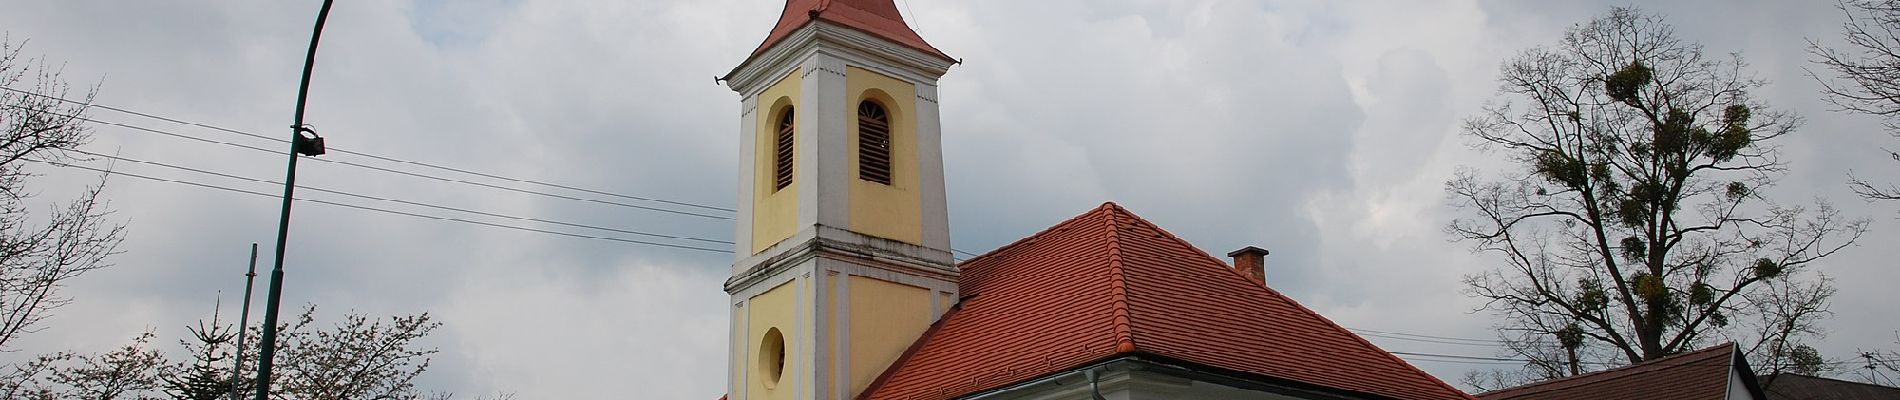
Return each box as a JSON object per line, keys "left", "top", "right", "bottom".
{"left": 230, "top": 243, "right": 257, "bottom": 400}
{"left": 254, "top": 1, "right": 334, "bottom": 399}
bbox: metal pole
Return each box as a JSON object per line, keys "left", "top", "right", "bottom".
{"left": 254, "top": 1, "right": 334, "bottom": 399}
{"left": 231, "top": 243, "right": 258, "bottom": 400}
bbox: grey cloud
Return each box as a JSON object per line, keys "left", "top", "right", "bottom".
{"left": 2, "top": 0, "right": 1896, "bottom": 398}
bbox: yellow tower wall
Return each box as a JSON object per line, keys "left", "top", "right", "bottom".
{"left": 751, "top": 71, "right": 802, "bottom": 254}
{"left": 744, "top": 279, "right": 804, "bottom": 400}
{"left": 845, "top": 67, "right": 923, "bottom": 245}
{"left": 846, "top": 275, "right": 933, "bottom": 395}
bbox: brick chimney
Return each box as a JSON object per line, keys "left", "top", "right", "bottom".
{"left": 1227, "top": 246, "right": 1270, "bottom": 285}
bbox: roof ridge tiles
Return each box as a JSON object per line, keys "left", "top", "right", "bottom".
{"left": 1768, "top": 371, "right": 1900, "bottom": 390}
{"left": 957, "top": 202, "right": 1120, "bottom": 267}
{"left": 1102, "top": 203, "right": 1138, "bottom": 353}
{"left": 1478, "top": 343, "right": 1737, "bottom": 400}
{"left": 1104, "top": 204, "right": 1300, "bottom": 297}
{"left": 1107, "top": 203, "right": 1229, "bottom": 268}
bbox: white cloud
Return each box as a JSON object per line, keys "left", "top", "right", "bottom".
{"left": 440, "top": 259, "right": 726, "bottom": 398}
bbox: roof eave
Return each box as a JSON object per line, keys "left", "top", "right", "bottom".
{"left": 1475, "top": 343, "right": 1741, "bottom": 400}
{"left": 1730, "top": 347, "right": 1768, "bottom": 400}
{"left": 722, "top": 20, "right": 954, "bottom": 93}
{"left": 950, "top": 354, "right": 1399, "bottom": 400}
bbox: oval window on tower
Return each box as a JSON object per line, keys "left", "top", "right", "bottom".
{"left": 857, "top": 101, "right": 892, "bottom": 185}
{"left": 759, "top": 327, "right": 786, "bottom": 389}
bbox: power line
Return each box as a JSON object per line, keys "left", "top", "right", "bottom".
{"left": 1388, "top": 349, "right": 1895, "bottom": 369}
{"left": 0, "top": 86, "right": 737, "bottom": 215}
{"left": 37, "top": 159, "right": 730, "bottom": 254}
{"left": 65, "top": 148, "right": 734, "bottom": 246}
{"left": 1364, "top": 329, "right": 1900, "bottom": 370}
{"left": 1351, "top": 328, "right": 1503, "bottom": 345}
{"left": 38, "top": 109, "right": 733, "bottom": 221}
{"left": 1391, "top": 354, "right": 1525, "bottom": 366}
{"left": 1435, "top": 352, "right": 1899, "bottom": 397}
{"left": 1357, "top": 331, "right": 1503, "bottom": 347}
{"left": 1390, "top": 351, "right": 1525, "bottom": 363}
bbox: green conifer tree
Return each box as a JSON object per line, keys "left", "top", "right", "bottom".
{"left": 160, "top": 308, "right": 249, "bottom": 400}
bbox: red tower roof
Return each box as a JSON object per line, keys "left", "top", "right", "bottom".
{"left": 743, "top": 0, "right": 952, "bottom": 65}
{"left": 857, "top": 203, "right": 1474, "bottom": 400}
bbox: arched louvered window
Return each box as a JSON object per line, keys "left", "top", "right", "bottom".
{"left": 857, "top": 101, "right": 892, "bottom": 185}
{"left": 773, "top": 107, "right": 795, "bottom": 191}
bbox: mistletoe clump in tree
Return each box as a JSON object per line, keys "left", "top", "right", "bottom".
{"left": 1448, "top": 7, "right": 1866, "bottom": 381}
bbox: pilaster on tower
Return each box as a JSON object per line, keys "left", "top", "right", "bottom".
{"left": 722, "top": 0, "right": 957, "bottom": 290}
{"left": 721, "top": 1, "right": 957, "bottom": 399}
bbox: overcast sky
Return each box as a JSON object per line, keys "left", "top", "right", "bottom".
{"left": 1, "top": 0, "right": 1896, "bottom": 398}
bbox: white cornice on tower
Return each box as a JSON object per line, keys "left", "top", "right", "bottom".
{"left": 724, "top": 20, "right": 955, "bottom": 98}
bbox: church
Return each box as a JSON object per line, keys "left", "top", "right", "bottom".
{"left": 715, "top": 1, "right": 1475, "bottom": 399}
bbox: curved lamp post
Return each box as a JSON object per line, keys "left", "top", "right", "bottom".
{"left": 253, "top": 1, "right": 334, "bottom": 399}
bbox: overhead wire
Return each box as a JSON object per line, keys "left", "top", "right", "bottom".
{"left": 36, "top": 158, "right": 730, "bottom": 254}
{"left": 1350, "top": 328, "right": 1504, "bottom": 345}
{"left": 1358, "top": 327, "right": 1898, "bottom": 371}
{"left": 1437, "top": 353, "right": 1900, "bottom": 397}
{"left": 0, "top": 85, "right": 735, "bottom": 216}
{"left": 62, "top": 148, "right": 734, "bottom": 247}
{"left": 1388, "top": 348, "right": 1895, "bottom": 369}
{"left": 2, "top": 83, "right": 743, "bottom": 216}
{"left": 1355, "top": 331, "right": 1504, "bottom": 347}
{"left": 30, "top": 109, "right": 736, "bottom": 221}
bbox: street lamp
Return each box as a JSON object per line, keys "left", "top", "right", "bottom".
{"left": 252, "top": 1, "right": 335, "bottom": 399}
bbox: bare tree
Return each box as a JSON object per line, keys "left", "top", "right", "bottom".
{"left": 1812, "top": 0, "right": 1900, "bottom": 202}
{"left": 1448, "top": 6, "right": 1868, "bottom": 381}
{"left": 0, "top": 305, "right": 454, "bottom": 400}
{"left": 1852, "top": 334, "right": 1900, "bottom": 385}
{"left": 0, "top": 35, "right": 126, "bottom": 351}
{"left": 267, "top": 305, "right": 442, "bottom": 400}
{"left": 0, "top": 352, "right": 67, "bottom": 399}
{"left": 47, "top": 331, "right": 166, "bottom": 400}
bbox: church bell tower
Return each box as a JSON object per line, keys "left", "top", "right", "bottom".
{"left": 720, "top": 1, "right": 957, "bottom": 399}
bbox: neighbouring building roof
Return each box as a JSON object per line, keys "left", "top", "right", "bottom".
{"left": 858, "top": 203, "right": 1474, "bottom": 400}
{"left": 742, "top": 0, "right": 953, "bottom": 66}
{"left": 1478, "top": 343, "right": 1764, "bottom": 400}
{"left": 1763, "top": 373, "right": 1900, "bottom": 400}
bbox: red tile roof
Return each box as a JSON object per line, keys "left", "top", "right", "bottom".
{"left": 741, "top": 0, "right": 952, "bottom": 67}
{"left": 1764, "top": 373, "right": 1900, "bottom": 400}
{"left": 1477, "top": 343, "right": 1748, "bottom": 400}
{"left": 858, "top": 203, "right": 1474, "bottom": 400}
